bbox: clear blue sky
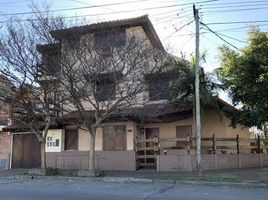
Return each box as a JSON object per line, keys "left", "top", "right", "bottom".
{"left": 0, "top": 0, "right": 267, "bottom": 102}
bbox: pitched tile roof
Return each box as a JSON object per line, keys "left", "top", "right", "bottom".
{"left": 50, "top": 15, "right": 164, "bottom": 50}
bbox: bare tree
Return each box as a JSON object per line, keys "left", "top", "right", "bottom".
{"left": 0, "top": 3, "right": 69, "bottom": 169}
{"left": 58, "top": 32, "right": 168, "bottom": 170}
{"left": 0, "top": 2, "right": 169, "bottom": 172}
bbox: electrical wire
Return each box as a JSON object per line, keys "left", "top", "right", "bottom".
{"left": 203, "top": 6, "right": 268, "bottom": 14}
{"left": 200, "top": 22, "right": 240, "bottom": 50}
{"left": 206, "top": 20, "right": 268, "bottom": 25}
{"left": 163, "top": 19, "right": 195, "bottom": 41}
{"left": 0, "top": 0, "right": 218, "bottom": 17}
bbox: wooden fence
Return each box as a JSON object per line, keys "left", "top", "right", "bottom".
{"left": 135, "top": 135, "right": 268, "bottom": 155}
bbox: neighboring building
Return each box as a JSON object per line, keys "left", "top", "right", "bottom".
{"left": 0, "top": 75, "right": 13, "bottom": 169}
{"left": 6, "top": 15, "right": 256, "bottom": 171}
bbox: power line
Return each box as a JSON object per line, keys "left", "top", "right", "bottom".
{"left": 201, "top": 0, "right": 268, "bottom": 7}
{"left": 155, "top": 13, "right": 193, "bottom": 25}
{"left": 0, "top": 0, "right": 218, "bottom": 17}
{"left": 152, "top": 7, "right": 192, "bottom": 22}
{"left": 203, "top": 6, "right": 268, "bottom": 14}
{"left": 150, "top": 7, "right": 191, "bottom": 18}
{"left": 202, "top": 3, "right": 268, "bottom": 10}
{"left": 200, "top": 22, "right": 239, "bottom": 50}
{"left": 163, "top": 19, "right": 194, "bottom": 41}
{"left": 0, "top": 0, "right": 29, "bottom": 6}
{"left": 165, "top": 22, "right": 268, "bottom": 38}
{"left": 202, "top": 27, "right": 247, "bottom": 44}
{"left": 206, "top": 20, "right": 268, "bottom": 25}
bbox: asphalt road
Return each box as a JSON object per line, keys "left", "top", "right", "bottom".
{"left": 0, "top": 178, "right": 267, "bottom": 200}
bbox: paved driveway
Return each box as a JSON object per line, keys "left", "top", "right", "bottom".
{"left": 0, "top": 178, "right": 267, "bottom": 200}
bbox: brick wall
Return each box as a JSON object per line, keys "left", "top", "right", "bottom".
{"left": 0, "top": 132, "right": 10, "bottom": 169}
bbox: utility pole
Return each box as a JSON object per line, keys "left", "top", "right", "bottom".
{"left": 193, "top": 4, "right": 201, "bottom": 175}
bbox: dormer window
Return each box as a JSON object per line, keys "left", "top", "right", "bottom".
{"left": 67, "top": 36, "right": 80, "bottom": 50}
{"left": 148, "top": 78, "right": 169, "bottom": 101}
{"left": 94, "top": 29, "right": 126, "bottom": 54}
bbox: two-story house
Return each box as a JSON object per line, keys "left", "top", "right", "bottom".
{"left": 7, "top": 15, "right": 253, "bottom": 171}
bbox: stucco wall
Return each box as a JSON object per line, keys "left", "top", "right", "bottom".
{"left": 157, "top": 154, "right": 268, "bottom": 172}
{"left": 46, "top": 150, "right": 136, "bottom": 171}
{"left": 77, "top": 122, "right": 136, "bottom": 151}
{"left": 142, "top": 108, "right": 250, "bottom": 154}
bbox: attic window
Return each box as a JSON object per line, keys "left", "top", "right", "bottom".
{"left": 148, "top": 78, "right": 169, "bottom": 101}
{"left": 94, "top": 29, "right": 126, "bottom": 54}
{"left": 67, "top": 36, "right": 80, "bottom": 50}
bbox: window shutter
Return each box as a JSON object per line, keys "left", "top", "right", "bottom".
{"left": 65, "top": 129, "right": 78, "bottom": 150}
{"left": 103, "top": 125, "right": 126, "bottom": 150}
{"left": 103, "top": 126, "right": 115, "bottom": 150}
{"left": 114, "top": 125, "right": 126, "bottom": 150}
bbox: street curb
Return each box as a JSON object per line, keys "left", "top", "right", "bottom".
{"left": 2, "top": 175, "right": 268, "bottom": 188}
{"left": 1, "top": 175, "right": 103, "bottom": 182}
{"left": 103, "top": 177, "right": 153, "bottom": 184}
{"left": 172, "top": 180, "right": 268, "bottom": 189}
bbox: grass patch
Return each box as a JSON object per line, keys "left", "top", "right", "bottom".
{"left": 258, "top": 180, "right": 268, "bottom": 184}
{"left": 46, "top": 168, "right": 77, "bottom": 177}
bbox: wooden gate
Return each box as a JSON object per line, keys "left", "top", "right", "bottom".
{"left": 12, "top": 134, "right": 41, "bottom": 169}
{"left": 135, "top": 136, "right": 159, "bottom": 169}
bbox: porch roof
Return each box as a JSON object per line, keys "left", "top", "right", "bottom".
{"left": 62, "top": 103, "right": 193, "bottom": 124}
{"left": 3, "top": 119, "right": 60, "bottom": 132}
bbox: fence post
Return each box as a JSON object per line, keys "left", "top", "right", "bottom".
{"left": 134, "top": 136, "right": 138, "bottom": 153}
{"left": 236, "top": 135, "right": 240, "bottom": 154}
{"left": 154, "top": 136, "right": 159, "bottom": 155}
{"left": 257, "top": 135, "right": 261, "bottom": 154}
{"left": 212, "top": 134, "right": 216, "bottom": 154}
{"left": 187, "top": 136, "right": 191, "bottom": 155}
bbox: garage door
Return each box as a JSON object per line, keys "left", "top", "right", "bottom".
{"left": 12, "top": 134, "right": 41, "bottom": 168}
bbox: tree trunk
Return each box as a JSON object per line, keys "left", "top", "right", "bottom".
{"left": 40, "top": 117, "right": 51, "bottom": 169}
{"left": 40, "top": 142, "right": 46, "bottom": 169}
{"left": 89, "top": 129, "right": 96, "bottom": 171}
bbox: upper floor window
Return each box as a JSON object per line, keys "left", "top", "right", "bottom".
{"left": 94, "top": 29, "right": 126, "bottom": 54}
{"left": 148, "top": 78, "right": 170, "bottom": 101}
{"left": 96, "top": 79, "right": 116, "bottom": 101}
{"left": 45, "top": 53, "right": 61, "bottom": 76}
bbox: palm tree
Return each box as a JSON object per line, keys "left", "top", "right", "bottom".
{"left": 167, "top": 53, "right": 223, "bottom": 116}
{"left": 164, "top": 53, "right": 224, "bottom": 173}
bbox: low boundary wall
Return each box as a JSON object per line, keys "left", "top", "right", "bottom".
{"left": 46, "top": 150, "right": 136, "bottom": 171}
{"left": 157, "top": 154, "right": 268, "bottom": 172}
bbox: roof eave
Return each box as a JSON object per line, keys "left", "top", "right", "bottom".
{"left": 50, "top": 15, "right": 164, "bottom": 51}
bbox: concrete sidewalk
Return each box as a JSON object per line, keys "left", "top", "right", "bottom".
{"left": 103, "top": 167, "right": 268, "bottom": 183}
{"left": 0, "top": 169, "right": 28, "bottom": 178}
{"left": 1, "top": 168, "right": 268, "bottom": 184}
